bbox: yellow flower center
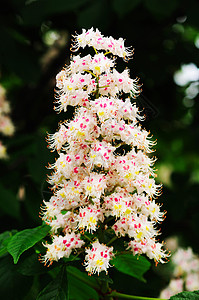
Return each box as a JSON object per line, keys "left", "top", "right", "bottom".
{"left": 87, "top": 186, "right": 92, "bottom": 192}
{"left": 125, "top": 173, "right": 132, "bottom": 179}
{"left": 96, "top": 259, "right": 104, "bottom": 266}
{"left": 137, "top": 232, "right": 143, "bottom": 239}
{"left": 89, "top": 216, "right": 96, "bottom": 224}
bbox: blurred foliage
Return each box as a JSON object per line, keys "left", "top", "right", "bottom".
{"left": 0, "top": 0, "right": 199, "bottom": 298}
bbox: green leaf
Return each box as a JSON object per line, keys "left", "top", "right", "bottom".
{"left": 7, "top": 225, "right": 50, "bottom": 264}
{"left": 67, "top": 266, "right": 99, "bottom": 300}
{"left": 170, "top": 290, "right": 199, "bottom": 299}
{"left": 112, "top": 0, "right": 141, "bottom": 18}
{"left": 37, "top": 266, "right": 68, "bottom": 300}
{"left": 0, "top": 231, "right": 17, "bottom": 242}
{"left": 17, "top": 253, "right": 48, "bottom": 276}
{"left": 0, "top": 245, "right": 10, "bottom": 257}
{"left": 0, "top": 230, "right": 18, "bottom": 257}
{"left": 111, "top": 254, "right": 151, "bottom": 282}
{"left": 0, "top": 254, "right": 33, "bottom": 300}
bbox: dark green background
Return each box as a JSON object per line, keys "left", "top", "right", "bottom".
{"left": 0, "top": 0, "right": 199, "bottom": 298}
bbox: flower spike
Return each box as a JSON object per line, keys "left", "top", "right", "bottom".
{"left": 41, "top": 28, "right": 169, "bottom": 274}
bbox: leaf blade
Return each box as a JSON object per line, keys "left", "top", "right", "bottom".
{"left": 7, "top": 225, "right": 50, "bottom": 264}
{"left": 111, "top": 254, "right": 151, "bottom": 282}
{"left": 67, "top": 266, "right": 99, "bottom": 300}
{"left": 170, "top": 290, "right": 199, "bottom": 299}
{"left": 0, "top": 254, "right": 33, "bottom": 300}
{"left": 37, "top": 266, "right": 68, "bottom": 300}
{"left": 0, "top": 230, "right": 18, "bottom": 257}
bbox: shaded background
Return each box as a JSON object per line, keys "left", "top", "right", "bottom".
{"left": 0, "top": 0, "right": 199, "bottom": 298}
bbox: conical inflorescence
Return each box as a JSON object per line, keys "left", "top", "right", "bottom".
{"left": 41, "top": 28, "right": 168, "bottom": 275}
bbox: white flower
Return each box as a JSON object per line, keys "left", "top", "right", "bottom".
{"left": 72, "top": 28, "right": 134, "bottom": 61}
{"left": 73, "top": 28, "right": 103, "bottom": 50}
{"left": 63, "top": 73, "right": 93, "bottom": 94}
{"left": 0, "top": 115, "right": 15, "bottom": 136}
{"left": 50, "top": 152, "right": 85, "bottom": 180}
{"left": 160, "top": 288, "right": 174, "bottom": 299}
{"left": 87, "top": 141, "right": 116, "bottom": 170}
{"left": 140, "top": 199, "right": 164, "bottom": 222}
{"left": 159, "top": 246, "right": 199, "bottom": 297}
{"left": 67, "top": 108, "right": 99, "bottom": 144}
{"left": 186, "top": 273, "right": 199, "bottom": 291}
{"left": 90, "top": 53, "right": 115, "bottom": 75}
{"left": 84, "top": 241, "right": 114, "bottom": 274}
{"left": 134, "top": 174, "right": 162, "bottom": 197}
{"left": 91, "top": 96, "right": 121, "bottom": 122}
{"left": 42, "top": 233, "right": 84, "bottom": 266}
{"left": 56, "top": 69, "right": 67, "bottom": 89}
{"left": 169, "top": 279, "right": 184, "bottom": 294}
{"left": 172, "top": 247, "right": 199, "bottom": 276}
{"left": 112, "top": 69, "right": 140, "bottom": 95}
{"left": 159, "top": 279, "right": 183, "bottom": 298}
{"left": 47, "top": 124, "right": 68, "bottom": 151}
{"left": 55, "top": 181, "right": 84, "bottom": 210}
{"left": 50, "top": 211, "right": 76, "bottom": 233}
{"left": 77, "top": 205, "right": 104, "bottom": 233}
{"left": 82, "top": 172, "right": 107, "bottom": 199}
{"left": 55, "top": 90, "right": 89, "bottom": 112}
{"left": 103, "top": 190, "right": 134, "bottom": 219}
{"left": 127, "top": 239, "right": 168, "bottom": 264}
{"left": 70, "top": 54, "right": 92, "bottom": 74}
{"left": 117, "top": 98, "right": 144, "bottom": 122}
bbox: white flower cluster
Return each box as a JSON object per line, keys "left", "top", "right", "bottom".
{"left": 0, "top": 85, "right": 15, "bottom": 159}
{"left": 71, "top": 28, "right": 133, "bottom": 61}
{"left": 41, "top": 28, "right": 168, "bottom": 275}
{"left": 160, "top": 247, "right": 199, "bottom": 298}
{"left": 85, "top": 241, "right": 114, "bottom": 274}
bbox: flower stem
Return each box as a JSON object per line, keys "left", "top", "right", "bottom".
{"left": 99, "top": 85, "right": 110, "bottom": 89}
{"left": 106, "top": 235, "right": 118, "bottom": 246}
{"left": 95, "top": 76, "right": 100, "bottom": 98}
{"left": 67, "top": 267, "right": 99, "bottom": 291}
{"left": 104, "top": 51, "right": 111, "bottom": 56}
{"left": 83, "top": 234, "right": 93, "bottom": 242}
{"left": 115, "top": 141, "right": 126, "bottom": 148}
{"left": 84, "top": 69, "right": 96, "bottom": 77}
{"left": 101, "top": 281, "right": 109, "bottom": 294}
{"left": 93, "top": 46, "right": 98, "bottom": 54}
{"left": 107, "top": 291, "right": 166, "bottom": 300}
{"left": 71, "top": 249, "right": 84, "bottom": 261}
